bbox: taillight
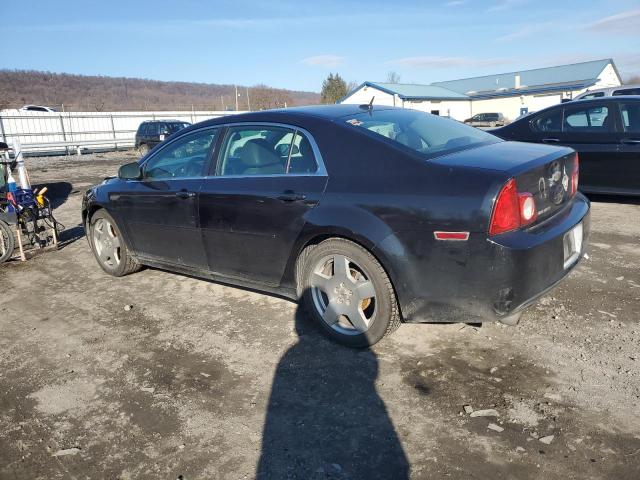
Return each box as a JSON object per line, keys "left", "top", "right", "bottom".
{"left": 570, "top": 153, "right": 579, "bottom": 196}
{"left": 518, "top": 192, "right": 537, "bottom": 224}
{"left": 489, "top": 178, "right": 537, "bottom": 236}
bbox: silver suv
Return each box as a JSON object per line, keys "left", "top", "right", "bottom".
{"left": 574, "top": 84, "right": 640, "bottom": 100}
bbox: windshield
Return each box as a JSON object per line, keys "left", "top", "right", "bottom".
{"left": 344, "top": 109, "right": 500, "bottom": 159}
{"left": 168, "top": 122, "right": 189, "bottom": 133}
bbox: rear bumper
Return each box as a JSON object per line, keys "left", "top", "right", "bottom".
{"left": 398, "top": 193, "right": 590, "bottom": 324}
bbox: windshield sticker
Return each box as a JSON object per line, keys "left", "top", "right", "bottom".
{"left": 346, "top": 118, "right": 363, "bottom": 126}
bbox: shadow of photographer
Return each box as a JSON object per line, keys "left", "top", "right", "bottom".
{"left": 257, "top": 292, "right": 410, "bottom": 479}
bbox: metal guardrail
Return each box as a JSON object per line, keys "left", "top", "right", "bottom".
{"left": 0, "top": 110, "right": 245, "bottom": 155}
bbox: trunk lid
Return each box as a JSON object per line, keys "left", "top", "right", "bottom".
{"left": 432, "top": 140, "right": 578, "bottom": 225}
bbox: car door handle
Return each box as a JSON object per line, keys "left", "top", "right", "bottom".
{"left": 621, "top": 138, "right": 640, "bottom": 145}
{"left": 277, "top": 191, "right": 306, "bottom": 202}
{"left": 542, "top": 138, "right": 560, "bottom": 143}
{"left": 175, "top": 190, "right": 196, "bottom": 199}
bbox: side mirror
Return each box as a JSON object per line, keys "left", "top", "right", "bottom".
{"left": 0, "top": 142, "right": 8, "bottom": 151}
{"left": 118, "top": 162, "right": 142, "bottom": 180}
{"left": 290, "top": 145, "right": 300, "bottom": 155}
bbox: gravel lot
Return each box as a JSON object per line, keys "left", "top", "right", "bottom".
{"left": 1, "top": 151, "right": 639, "bottom": 479}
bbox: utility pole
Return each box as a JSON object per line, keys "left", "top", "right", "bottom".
{"left": 246, "top": 87, "right": 251, "bottom": 111}
{"left": 235, "top": 85, "right": 239, "bottom": 111}
{"left": 220, "top": 95, "right": 225, "bottom": 111}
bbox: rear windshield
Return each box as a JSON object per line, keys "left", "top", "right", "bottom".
{"left": 344, "top": 109, "right": 499, "bottom": 159}
{"left": 167, "top": 122, "right": 189, "bottom": 133}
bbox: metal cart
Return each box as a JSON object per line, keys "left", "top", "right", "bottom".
{"left": 0, "top": 141, "right": 59, "bottom": 263}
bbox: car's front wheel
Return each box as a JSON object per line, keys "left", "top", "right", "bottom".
{"left": 90, "top": 210, "right": 140, "bottom": 277}
{"left": 298, "top": 238, "right": 400, "bottom": 347}
{"left": 138, "top": 144, "right": 150, "bottom": 156}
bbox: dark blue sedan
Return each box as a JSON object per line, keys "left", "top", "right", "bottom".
{"left": 82, "top": 105, "right": 589, "bottom": 347}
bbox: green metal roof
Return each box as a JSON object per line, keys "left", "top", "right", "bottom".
{"left": 359, "top": 82, "right": 469, "bottom": 100}
{"left": 432, "top": 59, "right": 615, "bottom": 95}
{"left": 341, "top": 59, "right": 620, "bottom": 103}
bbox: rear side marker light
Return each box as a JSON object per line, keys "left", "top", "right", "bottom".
{"left": 434, "top": 231, "right": 470, "bottom": 241}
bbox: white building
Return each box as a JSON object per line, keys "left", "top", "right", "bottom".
{"left": 340, "top": 59, "right": 622, "bottom": 122}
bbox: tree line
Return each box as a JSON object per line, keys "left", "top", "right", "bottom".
{"left": 0, "top": 70, "right": 320, "bottom": 111}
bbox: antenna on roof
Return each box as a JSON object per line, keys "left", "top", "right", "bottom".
{"left": 358, "top": 96, "right": 376, "bottom": 111}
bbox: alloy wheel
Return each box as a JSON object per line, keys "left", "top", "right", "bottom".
{"left": 93, "top": 218, "right": 122, "bottom": 269}
{"left": 309, "top": 254, "right": 377, "bottom": 335}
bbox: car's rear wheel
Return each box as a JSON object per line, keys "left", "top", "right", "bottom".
{"left": 298, "top": 238, "right": 400, "bottom": 347}
{"left": 90, "top": 210, "right": 140, "bottom": 277}
{"left": 0, "top": 220, "right": 15, "bottom": 264}
{"left": 138, "top": 144, "right": 150, "bottom": 156}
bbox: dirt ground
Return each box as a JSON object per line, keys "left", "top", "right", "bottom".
{"left": 0, "top": 151, "right": 639, "bottom": 480}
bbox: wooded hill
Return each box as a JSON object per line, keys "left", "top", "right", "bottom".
{"left": 0, "top": 70, "right": 320, "bottom": 111}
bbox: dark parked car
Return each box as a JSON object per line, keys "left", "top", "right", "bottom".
{"left": 493, "top": 97, "right": 640, "bottom": 196}
{"left": 135, "top": 120, "right": 190, "bottom": 155}
{"left": 464, "top": 112, "right": 506, "bottom": 127}
{"left": 82, "top": 106, "right": 589, "bottom": 347}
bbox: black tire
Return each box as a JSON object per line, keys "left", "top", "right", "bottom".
{"left": 297, "top": 238, "right": 401, "bottom": 348}
{"left": 89, "top": 209, "right": 141, "bottom": 277}
{"left": 138, "top": 144, "right": 150, "bottom": 156}
{"left": 0, "top": 220, "right": 16, "bottom": 264}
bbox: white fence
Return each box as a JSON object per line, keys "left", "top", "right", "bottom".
{"left": 0, "top": 109, "right": 246, "bottom": 155}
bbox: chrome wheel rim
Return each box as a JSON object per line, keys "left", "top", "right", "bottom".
{"left": 0, "top": 228, "right": 13, "bottom": 258}
{"left": 310, "top": 254, "right": 377, "bottom": 335}
{"left": 93, "top": 218, "right": 122, "bottom": 269}
{"left": 0, "top": 226, "right": 9, "bottom": 258}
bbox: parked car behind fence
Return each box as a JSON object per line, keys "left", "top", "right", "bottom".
{"left": 135, "top": 120, "right": 191, "bottom": 155}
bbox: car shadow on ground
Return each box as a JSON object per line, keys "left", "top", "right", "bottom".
{"left": 257, "top": 293, "right": 410, "bottom": 479}
{"left": 57, "top": 224, "right": 85, "bottom": 248}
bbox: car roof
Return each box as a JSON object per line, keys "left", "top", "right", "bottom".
{"left": 192, "top": 105, "right": 404, "bottom": 130}
{"left": 582, "top": 84, "right": 640, "bottom": 93}
{"left": 570, "top": 96, "right": 640, "bottom": 103}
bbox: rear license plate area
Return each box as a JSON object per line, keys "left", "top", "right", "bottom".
{"left": 563, "top": 222, "right": 583, "bottom": 269}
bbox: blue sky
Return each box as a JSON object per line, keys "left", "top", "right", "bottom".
{"left": 2, "top": 0, "right": 639, "bottom": 92}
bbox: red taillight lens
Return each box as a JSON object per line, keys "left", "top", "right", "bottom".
{"left": 489, "top": 178, "right": 520, "bottom": 235}
{"left": 489, "top": 179, "right": 537, "bottom": 236}
{"left": 570, "top": 153, "right": 579, "bottom": 196}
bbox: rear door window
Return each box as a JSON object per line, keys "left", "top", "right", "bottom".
{"left": 217, "top": 126, "right": 294, "bottom": 176}
{"left": 619, "top": 102, "right": 640, "bottom": 133}
{"left": 563, "top": 105, "right": 611, "bottom": 132}
{"left": 613, "top": 88, "right": 640, "bottom": 96}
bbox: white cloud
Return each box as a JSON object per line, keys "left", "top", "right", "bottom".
{"left": 301, "top": 55, "right": 345, "bottom": 68}
{"left": 488, "top": 0, "right": 528, "bottom": 12}
{"left": 445, "top": 0, "right": 467, "bottom": 6}
{"left": 494, "top": 22, "right": 556, "bottom": 43}
{"left": 584, "top": 9, "right": 640, "bottom": 34}
{"left": 389, "top": 56, "right": 512, "bottom": 69}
